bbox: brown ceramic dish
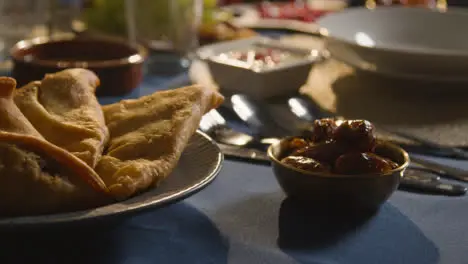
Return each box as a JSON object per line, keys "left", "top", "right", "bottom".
{"left": 10, "top": 34, "right": 148, "bottom": 96}
{"left": 268, "top": 137, "right": 410, "bottom": 212}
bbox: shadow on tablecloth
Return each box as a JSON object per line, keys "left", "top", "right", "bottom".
{"left": 0, "top": 202, "right": 228, "bottom": 264}
{"left": 278, "top": 199, "right": 440, "bottom": 264}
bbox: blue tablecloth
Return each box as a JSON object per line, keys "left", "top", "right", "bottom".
{"left": 1, "top": 66, "right": 467, "bottom": 264}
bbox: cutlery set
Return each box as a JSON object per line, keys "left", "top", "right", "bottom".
{"left": 199, "top": 94, "right": 468, "bottom": 196}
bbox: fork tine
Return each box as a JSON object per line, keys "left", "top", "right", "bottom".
{"left": 199, "top": 115, "right": 213, "bottom": 132}
{"left": 200, "top": 109, "right": 224, "bottom": 133}
{"left": 201, "top": 109, "right": 258, "bottom": 147}
{"left": 207, "top": 109, "right": 226, "bottom": 126}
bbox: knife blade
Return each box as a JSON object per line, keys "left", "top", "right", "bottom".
{"left": 401, "top": 169, "right": 467, "bottom": 196}
{"left": 378, "top": 127, "right": 468, "bottom": 161}
{"left": 218, "top": 143, "right": 270, "bottom": 165}
{"left": 410, "top": 156, "right": 468, "bottom": 183}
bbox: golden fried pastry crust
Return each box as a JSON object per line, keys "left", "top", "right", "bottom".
{"left": 14, "top": 69, "right": 109, "bottom": 168}
{"left": 96, "top": 85, "right": 224, "bottom": 199}
{"left": 0, "top": 133, "right": 110, "bottom": 216}
{"left": 0, "top": 77, "right": 42, "bottom": 137}
{"left": 0, "top": 75, "right": 110, "bottom": 216}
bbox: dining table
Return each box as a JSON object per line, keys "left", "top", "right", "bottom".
{"left": 1, "top": 39, "right": 467, "bottom": 264}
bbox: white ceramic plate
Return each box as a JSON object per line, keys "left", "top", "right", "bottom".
{"left": 318, "top": 7, "right": 468, "bottom": 82}
{"left": 0, "top": 131, "right": 223, "bottom": 228}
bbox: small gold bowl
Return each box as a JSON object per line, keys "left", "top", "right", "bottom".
{"left": 268, "top": 137, "right": 410, "bottom": 212}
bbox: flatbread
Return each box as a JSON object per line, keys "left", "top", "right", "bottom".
{"left": 14, "top": 69, "right": 109, "bottom": 168}
{"left": 96, "top": 85, "right": 224, "bottom": 199}
{"left": 0, "top": 77, "right": 110, "bottom": 217}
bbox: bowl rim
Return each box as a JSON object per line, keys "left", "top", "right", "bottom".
{"left": 317, "top": 6, "right": 468, "bottom": 58}
{"left": 10, "top": 33, "right": 148, "bottom": 68}
{"left": 267, "top": 136, "right": 410, "bottom": 179}
{"left": 197, "top": 36, "right": 322, "bottom": 74}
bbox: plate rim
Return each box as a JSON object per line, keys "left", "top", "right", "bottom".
{"left": 317, "top": 6, "right": 468, "bottom": 58}
{"left": 332, "top": 53, "right": 468, "bottom": 83}
{"left": 0, "top": 131, "right": 223, "bottom": 227}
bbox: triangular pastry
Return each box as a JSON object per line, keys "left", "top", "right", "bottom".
{"left": 96, "top": 85, "right": 224, "bottom": 200}
{"left": 0, "top": 77, "right": 109, "bottom": 216}
{"left": 0, "top": 78, "right": 42, "bottom": 138}
{"left": 14, "top": 69, "right": 109, "bottom": 168}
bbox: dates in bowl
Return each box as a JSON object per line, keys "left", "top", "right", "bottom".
{"left": 267, "top": 118, "right": 410, "bottom": 212}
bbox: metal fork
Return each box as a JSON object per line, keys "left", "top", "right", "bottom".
{"left": 200, "top": 108, "right": 280, "bottom": 148}
{"left": 200, "top": 109, "right": 257, "bottom": 147}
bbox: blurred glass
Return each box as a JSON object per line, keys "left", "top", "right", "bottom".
{"left": 0, "top": 0, "right": 79, "bottom": 66}
{"left": 0, "top": 0, "right": 47, "bottom": 62}
{"left": 83, "top": 0, "right": 203, "bottom": 72}
{"left": 169, "top": 0, "right": 204, "bottom": 55}
{"left": 84, "top": 1, "right": 202, "bottom": 52}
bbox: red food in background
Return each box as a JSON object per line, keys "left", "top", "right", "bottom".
{"left": 257, "top": 2, "right": 328, "bottom": 22}
{"left": 230, "top": 48, "right": 283, "bottom": 64}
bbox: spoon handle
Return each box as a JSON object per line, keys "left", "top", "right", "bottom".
{"left": 410, "top": 156, "right": 468, "bottom": 183}
{"left": 400, "top": 175, "right": 467, "bottom": 196}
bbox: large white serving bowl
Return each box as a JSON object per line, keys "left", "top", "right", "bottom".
{"left": 317, "top": 7, "right": 468, "bottom": 82}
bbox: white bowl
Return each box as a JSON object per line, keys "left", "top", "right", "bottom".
{"left": 317, "top": 7, "right": 468, "bottom": 82}
{"left": 196, "top": 36, "right": 321, "bottom": 99}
